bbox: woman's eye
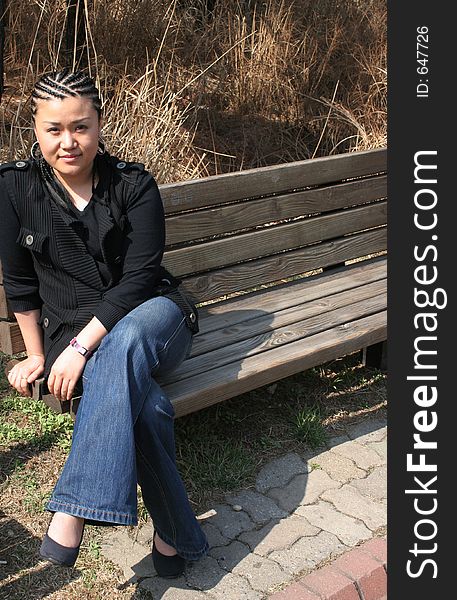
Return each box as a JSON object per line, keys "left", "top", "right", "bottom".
{"left": 47, "top": 128, "right": 59, "bottom": 133}
{"left": 75, "top": 124, "right": 87, "bottom": 131}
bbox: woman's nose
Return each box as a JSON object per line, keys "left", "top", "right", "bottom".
{"left": 60, "top": 131, "right": 77, "bottom": 149}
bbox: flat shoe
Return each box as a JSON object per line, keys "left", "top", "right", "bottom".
{"left": 39, "top": 521, "right": 85, "bottom": 567}
{"left": 152, "top": 531, "right": 185, "bottom": 578}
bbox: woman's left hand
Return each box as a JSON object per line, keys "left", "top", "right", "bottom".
{"left": 47, "top": 346, "right": 87, "bottom": 401}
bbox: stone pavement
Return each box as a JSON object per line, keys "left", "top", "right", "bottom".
{"left": 101, "top": 416, "right": 387, "bottom": 599}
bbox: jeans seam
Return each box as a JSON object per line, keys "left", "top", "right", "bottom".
{"left": 135, "top": 441, "right": 177, "bottom": 543}
{"left": 157, "top": 314, "right": 187, "bottom": 358}
{"left": 47, "top": 499, "right": 133, "bottom": 519}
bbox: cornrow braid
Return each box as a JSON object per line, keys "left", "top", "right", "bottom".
{"left": 31, "top": 68, "right": 102, "bottom": 118}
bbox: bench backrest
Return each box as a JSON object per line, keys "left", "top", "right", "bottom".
{"left": 0, "top": 148, "right": 387, "bottom": 353}
{"left": 160, "top": 148, "right": 387, "bottom": 304}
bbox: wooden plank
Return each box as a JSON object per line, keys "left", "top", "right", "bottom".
{"left": 0, "top": 321, "right": 25, "bottom": 355}
{"left": 165, "top": 175, "right": 387, "bottom": 246}
{"left": 191, "top": 278, "right": 386, "bottom": 354}
{"left": 0, "top": 285, "right": 14, "bottom": 320}
{"left": 160, "top": 148, "right": 387, "bottom": 213}
{"left": 195, "top": 257, "right": 386, "bottom": 331}
{"left": 181, "top": 228, "right": 387, "bottom": 303}
{"left": 164, "top": 201, "right": 387, "bottom": 277}
{"left": 158, "top": 283, "right": 387, "bottom": 385}
{"left": 162, "top": 311, "right": 387, "bottom": 417}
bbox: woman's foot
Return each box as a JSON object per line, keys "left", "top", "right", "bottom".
{"left": 153, "top": 531, "right": 178, "bottom": 556}
{"left": 152, "top": 531, "right": 185, "bottom": 578}
{"left": 47, "top": 512, "right": 85, "bottom": 548}
{"left": 39, "top": 513, "right": 85, "bottom": 567}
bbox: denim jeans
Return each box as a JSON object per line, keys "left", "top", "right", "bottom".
{"left": 46, "top": 295, "right": 209, "bottom": 561}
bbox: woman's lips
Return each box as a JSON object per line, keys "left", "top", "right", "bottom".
{"left": 60, "top": 155, "right": 81, "bottom": 161}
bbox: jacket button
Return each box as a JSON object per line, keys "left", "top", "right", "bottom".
{"left": 189, "top": 313, "right": 196, "bottom": 323}
{"left": 43, "top": 317, "right": 49, "bottom": 328}
{"left": 25, "top": 234, "right": 34, "bottom": 245}
{"left": 117, "top": 162, "right": 126, "bottom": 169}
{"left": 16, "top": 161, "right": 26, "bottom": 168}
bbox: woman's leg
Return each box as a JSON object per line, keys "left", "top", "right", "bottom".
{"left": 45, "top": 296, "right": 208, "bottom": 560}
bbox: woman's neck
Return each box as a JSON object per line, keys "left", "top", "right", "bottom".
{"left": 53, "top": 165, "right": 98, "bottom": 209}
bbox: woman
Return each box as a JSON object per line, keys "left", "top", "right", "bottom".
{"left": 0, "top": 69, "right": 209, "bottom": 576}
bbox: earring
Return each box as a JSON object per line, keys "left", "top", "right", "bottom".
{"left": 97, "top": 139, "right": 106, "bottom": 155}
{"left": 30, "top": 141, "right": 42, "bottom": 160}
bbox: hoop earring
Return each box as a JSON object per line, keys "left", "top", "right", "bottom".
{"left": 30, "top": 141, "right": 42, "bottom": 160}
{"left": 97, "top": 139, "right": 106, "bottom": 155}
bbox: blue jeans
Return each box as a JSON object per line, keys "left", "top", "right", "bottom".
{"left": 46, "top": 296, "right": 209, "bottom": 561}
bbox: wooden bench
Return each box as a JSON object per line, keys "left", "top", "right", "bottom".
{"left": 1, "top": 148, "right": 387, "bottom": 419}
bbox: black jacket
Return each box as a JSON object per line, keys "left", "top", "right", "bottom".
{"left": 0, "top": 152, "right": 176, "bottom": 378}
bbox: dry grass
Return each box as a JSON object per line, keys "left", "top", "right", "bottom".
{"left": 1, "top": 0, "right": 386, "bottom": 179}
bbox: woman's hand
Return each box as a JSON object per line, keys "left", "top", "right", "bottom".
{"left": 47, "top": 346, "right": 87, "bottom": 402}
{"left": 7, "top": 354, "right": 45, "bottom": 397}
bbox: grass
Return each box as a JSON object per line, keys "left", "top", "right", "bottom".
{"left": 0, "top": 349, "right": 386, "bottom": 597}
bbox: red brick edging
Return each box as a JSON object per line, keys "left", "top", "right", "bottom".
{"left": 269, "top": 537, "right": 387, "bottom": 600}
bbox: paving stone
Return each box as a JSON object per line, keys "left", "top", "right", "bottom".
{"left": 269, "top": 531, "right": 347, "bottom": 575}
{"left": 207, "top": 504, "right": 256, "bottom": 539}
{"left": 239, "top": 515, "right": 319, "bottom": 557}
{"left": 361, "top": 537, "right": 387, "bottom": 566}
{"left": 269, "top": 582, "right": 321, "bottom": 599}
{"left": 367, "top": 438, "right": 387, "bottom": 461}
{"left": 185, "top": 555, "right": 230, "bottom": 590}
{"left": 330, "top": 441, "right": 383, "bottom": 471}
{"left": 225, "top": 490, "right": 288, "bottom": 524}
{"left": 295, "top": 501, "right": 371, "bottom": 546}
{"left": 255, "top": 453, "right": 309, "bottom": 493}
{"left": 232, "top": 552, "right": 290, "bottom": 593}
{"left": 101, "top": 528, "right": 153, "bottom": 580}
{"left": 321, "top": 485, "right": 386, "bottom": 531}
{"left": 346, "top": 419, "right": 387, "bottom": 443}
{"left": 186, "top": 557, "right": 262, "bottom": 599}
{"left": 299, "top": 566, "right": 359, "bottom": 600}
{"left": 139, "top": 577, "right": 208, "bottom": 599}
{"left": 209, "top": 540, "right": 251, "bottom": 571}
{"left": 269, "top": 583, "right": 321, "bottom": 600}
{"left": 267, "top": 469, "right": 340, "bottom": 512}
{"left": 130, "top": 523, "right": 153, "bottom": 548}
{"left": 201, "top": 521, "right": 231, "bottom": 548}
{"left": 358, "top": 565, "right": 387, "bottom": 600}
{"left": 351, "top": 466, "right": 387, "bottom": 501}
{"left": 326, "top": 432, "right": 351, "bottom": 448}
{"left": 307, "top": 450, "right": 366, "bottom": 483}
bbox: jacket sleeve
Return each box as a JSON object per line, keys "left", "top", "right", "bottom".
{"left": 0, "top": 177, "right": 43, "bottom": 312}
{"left": 91, "top": 172, "right": 166, "bottom": 331}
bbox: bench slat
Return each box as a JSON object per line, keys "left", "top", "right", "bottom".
{"left": 0, "top": 284, "right": 14, "bottom": 319}
{"left": 192, "top": 279, "right": 386, "bottom": 355}
{"left": 165, "top": 175, "right": 387, "bottom": 246}
{"left": 181, "top": 228, "right": 386, "bottom": 303}
{"left": 161, "top": 311, "right": 387, "bottom": 417}
{"left": 158, "top": 281, "right": 386, "bottom": 384}
{"left": 164, "top": 201, "right": 387, "bottom": 277}
{"left": 160, "top": 148, "right": 387, "bottom": 213}
{"left": 197, "top": 257, "right": 386, "bottom": 331}
{"left": 0, "top": 320, "right": 24, "bottom": 355}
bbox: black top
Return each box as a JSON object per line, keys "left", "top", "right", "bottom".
{"left": 67, "top": 188, "right": 111, "bottom": 288}
{"left": 0, "top": 154, "right": 170, "bottom": 378}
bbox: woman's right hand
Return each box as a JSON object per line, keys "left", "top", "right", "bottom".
{"left": 6, "top": 354, "right": 45, "bottom": 397}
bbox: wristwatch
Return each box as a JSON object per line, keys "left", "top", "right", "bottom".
{"left": 69, "top": 337, "right": 93, "bottom": 359}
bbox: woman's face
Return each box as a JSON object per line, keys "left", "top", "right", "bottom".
{"left": 33, "top": 96, "right": 101, "bottom": 184}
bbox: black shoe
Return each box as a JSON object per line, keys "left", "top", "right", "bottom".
{"left": 39, "top": 520, "right": 85, "bottom": 567}
{"left": 152, "top": 531, "right": 186, "bottom": 578}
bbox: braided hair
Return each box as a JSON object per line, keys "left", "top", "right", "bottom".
{"left": 31, "top": 68, "right": 102, "bottom": 119}
{"left": 31, "top": 68, "right": 103, "bottom": 209}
